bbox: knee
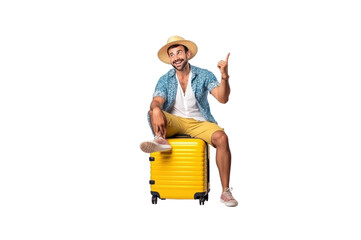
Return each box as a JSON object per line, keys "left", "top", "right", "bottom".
{"left": 211, "top": 131, "right": 229, "bottom": 148}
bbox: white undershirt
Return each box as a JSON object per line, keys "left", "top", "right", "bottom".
{"left": 170, "top": 72, "right": 206, "bottom": 121}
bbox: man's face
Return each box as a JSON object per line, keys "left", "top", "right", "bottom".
{"left": 168, "top": 45, "right": 190, "bottom": 71}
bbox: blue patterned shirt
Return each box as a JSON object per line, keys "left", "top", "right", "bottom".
{"left": 152, "top": 64, "right": 220, "bottom": 124}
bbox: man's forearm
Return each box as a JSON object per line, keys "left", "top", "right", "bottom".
{"left": 150, "top": 100, "right": 162, "bottom": 111}
{"left": 217, "top": 53, "right": 231, "bottom": 103}
{"left": 149, "top": 98, "right": 166, "bottom": 137}
{"left": 218, "top": 76, "right": 231, "bottom": 103}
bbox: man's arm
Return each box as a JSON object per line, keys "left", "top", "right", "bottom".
{"left": 149, "top": 96, "right": 167, "bottom": 138}
{"left": 150, "top": 96, "right": 165, "bottom": 111}
{"left": 211, "top": 53, "right": 231, "bottom": 104}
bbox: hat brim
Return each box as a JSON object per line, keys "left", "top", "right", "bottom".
{"left": 157, "top": 40, "right": 198, "bottom": 64}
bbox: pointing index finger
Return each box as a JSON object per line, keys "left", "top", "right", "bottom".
{"left": 225, "top": 52, "right": 230, "bottom": 62}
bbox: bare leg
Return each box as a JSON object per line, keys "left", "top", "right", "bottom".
{"left": 211, "top": 131, "right": 232, "bottom": 192}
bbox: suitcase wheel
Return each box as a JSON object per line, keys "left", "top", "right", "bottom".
{"left": 152, "top": 195, "right": 158, "bottom": 204}
{"left": 199, "top": 196, "right": 205, "bottom": 205}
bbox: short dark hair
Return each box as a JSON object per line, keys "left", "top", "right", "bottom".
{"left": 167, "top": 44, "right": 189, "bottom": 55}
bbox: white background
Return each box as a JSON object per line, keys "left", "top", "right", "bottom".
{"left": 1, "top": 0, "right": 360, "bottom": 239}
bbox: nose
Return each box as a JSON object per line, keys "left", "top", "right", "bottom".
{"left": 172, "top": 57, "right": 180, "bottom": 63}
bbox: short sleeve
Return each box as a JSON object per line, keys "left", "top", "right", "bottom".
{"left": 152, "top": 76, "right": 167, "bottom": 100}
{"left": 206, "top": 71, "right": 220, "bottom": 93}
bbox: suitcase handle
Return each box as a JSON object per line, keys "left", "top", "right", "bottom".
{"left": 169, "top": 134, "right": 191, "bottom": 138}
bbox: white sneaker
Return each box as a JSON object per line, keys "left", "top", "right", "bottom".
{"left": 220, "top": 187, "right": 238, "bottom": 207}
{"left": 140, "top": 136, "right": 172, "bottom": 153}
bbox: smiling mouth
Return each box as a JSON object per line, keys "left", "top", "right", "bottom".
{"left": 173, "top": 59, "right": 183, "bottom": 65}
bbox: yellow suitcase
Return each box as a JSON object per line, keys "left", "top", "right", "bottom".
{"left": 149, "top": 137, "right": 210, "bottom": 205}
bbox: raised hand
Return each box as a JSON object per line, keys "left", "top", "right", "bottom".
{"left": 217, "top": 53, "right": 230, "bottom": 80}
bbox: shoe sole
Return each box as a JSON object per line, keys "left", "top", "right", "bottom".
{"left": 140, "top": 141, "right": 172, "bottom": 153}
{"left": 220, "top": 199, "right": 238, "bottom": 207}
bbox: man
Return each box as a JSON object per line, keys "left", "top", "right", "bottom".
{"left": 140, "top": 36, "right": 238, "bottom": 207}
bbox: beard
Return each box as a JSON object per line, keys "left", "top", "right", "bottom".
{"left": 171, "top": 58, "right": 189, "bottom": 71}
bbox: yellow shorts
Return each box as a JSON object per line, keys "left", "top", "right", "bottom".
{"left": 163, "top": 111, "right": 224, "bottom": 147}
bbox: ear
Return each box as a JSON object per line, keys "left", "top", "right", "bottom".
{"left": 186, "top": 50, "right": 191, "bottom": 58}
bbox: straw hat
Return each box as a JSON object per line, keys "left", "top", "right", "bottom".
{"left": 157, "top": 35, "right": 198, "bottom": 64}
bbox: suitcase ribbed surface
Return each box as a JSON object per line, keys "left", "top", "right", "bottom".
{"left": 150, "top": 138, "right": 208, "bottom": 199}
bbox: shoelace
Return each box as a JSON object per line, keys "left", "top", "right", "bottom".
{"left": 154, "top": 135, "right": 162, "bottom": 140}
{"left": 223, "top": 187, "right": 235, "bottom": 200}
{"left": 154, "top": 135, "right": 170, "bottom": 145}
